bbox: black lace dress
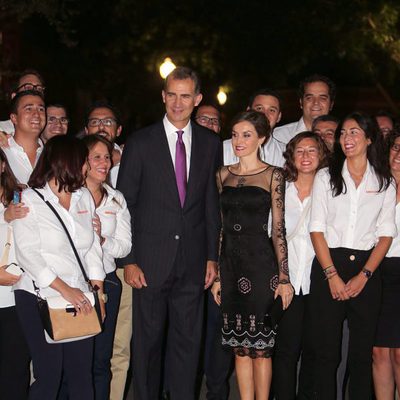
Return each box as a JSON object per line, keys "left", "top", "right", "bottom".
{"left": 218, "top": 165, "right": 288, "bottom": 358}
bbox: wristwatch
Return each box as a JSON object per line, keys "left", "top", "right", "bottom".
{"left": 361, "top": 268, "right": 373, "bottom": 279}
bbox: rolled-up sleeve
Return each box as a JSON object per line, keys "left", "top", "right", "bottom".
{"left": 309, "top": 169, "right": 329, "bottom": 233}
{"left": 102, "top": 193, "right": 132, "bottom": 258}
{"left": 12, "top": 196, "right": 58, "bottom": 288}
{"left": 376, "top": 180, "right": 397, "bottom": 238}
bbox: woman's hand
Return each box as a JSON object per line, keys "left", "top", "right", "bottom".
{"left": 0, "top": 266, "right": 20, "bottom": 286}
{"left": 98, "top": 295, "right": 106, "bottom": 322}
{"left": 4, "top": 203, "right": 29, "bottom": 223}
{"left": 344, "top": 273, "right": 368, "bottom": 298}
{"left": 275, "top": 283, "right": 294, "bottom": 310}
{"left": 328, "top": 274, "right": 349, "bottom": 301}
{"left": 60, "top": 285, "right": 93, "bottom": 315}
{"left": 92, "top": 215, "right": 102, "bottom": 238}
{"left": 211, "top": 281, "right": 221, "bottom": 306}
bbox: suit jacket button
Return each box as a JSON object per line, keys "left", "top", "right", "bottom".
{"left": 174, "top": 235, "right": 180, "bottom": 240}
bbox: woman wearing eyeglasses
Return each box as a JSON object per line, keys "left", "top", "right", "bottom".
{"left": 305, "top": 112, "right": 395, "bottom": 399}
{"left": 0, "top": 148, "right": 30, "bottom": 400}
{"left": 373, "top": 129, "right": 400, "bottom": 399}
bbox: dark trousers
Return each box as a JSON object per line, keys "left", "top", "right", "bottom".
{"left": 0, "top": 305, "right": 30, "bottom": 400}
{"left": 132, "top": 249, "right": 204, "bottom": 400}
{"left": 273, "top": 294, "right": 306, "bottom": 400}
{"left": 204, "top": 290, "right": 233, "bottom": 400}
{"left": 15, "top": 290, "right": 95, "bottom": 400}
{"left": 93, "top": 271, "right": 122, "bottom": 400}
{"left": 299, "top": 248, "right": 381, "bottom": 400}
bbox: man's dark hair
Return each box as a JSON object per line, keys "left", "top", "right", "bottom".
{"left": 164, "top": 67, "right": 201, "bottom": 94}
{"left": 47, "top": 103, "right": 68, "bottom": 116}
{"left": 195, "top": 103, "right": 221, "bottom": 117}
{"left": 14, "top": 69, "right": 45, "bottom": 91}
{"left": 85, "top": 100, "right": 121, "bottom": 126}
{"left": 10, "top": 90, "right": 45, "bottom": 114}
{"left": 298, "top": 74, "right": 336, "bottom": 102}
{"left": 375, "top": 110, "right": 395, "bottom": 124}
{"left": 28, "top": 135, "right": 88, "bottom": 192}
{"left": 247, "top": 88, "right": 282, "bottom": 109}
{"left": 312, "top": 114, "right": 340, "bottom": 131}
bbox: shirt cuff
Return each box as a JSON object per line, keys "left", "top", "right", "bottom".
{"left": 376, "top": 225, "right": 397, "bottom": 238}
{"left": 35, "top": 268, "right": 58, "bottom": 289}
{"left": 309, "top": 222, "right": 326, "bottom": 233}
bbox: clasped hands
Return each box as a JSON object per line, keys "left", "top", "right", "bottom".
{"left": 328, "top": 272, "right": 368, "bottom": 301}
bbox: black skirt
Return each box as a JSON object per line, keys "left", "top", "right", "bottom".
{"left": 375, "top": 257, "right": 400, "bottom": 348}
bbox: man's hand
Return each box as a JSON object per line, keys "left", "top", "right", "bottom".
{"left": 0, "top": 131, "right": 11, "bottom": 148}
{"left": 124, "top": 264, "right": 147, "bottom": 289}
{"left": 204, "top": 260, "right": 217, "bottom": 289}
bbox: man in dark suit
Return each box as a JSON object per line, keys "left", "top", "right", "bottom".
{"left": 117, "top": 67, "right": 221, "bottom": 400}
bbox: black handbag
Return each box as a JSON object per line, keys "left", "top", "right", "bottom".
{"left": 264, "top": 295, "right": 285, "bottom": 331}
{"left": 32, "top": 189, "right": 103, "bottom": 343}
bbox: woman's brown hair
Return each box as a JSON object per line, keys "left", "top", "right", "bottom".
{"left": 0, "top": 148, "right": 21, "bottom": 205}
{"left": 283, "top": 131, "right": 330, "bottom": 182}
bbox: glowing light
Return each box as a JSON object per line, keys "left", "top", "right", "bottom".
{"left": 217, "top": 87, "right": 227, "bottom": 105}
{"left": 159, "top": 57, "right": 176, "bottom": 79}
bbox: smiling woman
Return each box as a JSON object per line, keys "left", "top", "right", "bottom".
{"left": 303, "top": 112, "right": 395, "bottom": 399}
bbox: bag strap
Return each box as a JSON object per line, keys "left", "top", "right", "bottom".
{"left": 0, "top": 226, "right": 12, "bottom": 266}
{"left": 286, "top": 199, "right": 311, "bottom": 243}
{"left": 32, "top": 188, "right": 91, "bottom": 285}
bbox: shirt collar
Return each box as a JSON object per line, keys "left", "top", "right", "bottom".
{"left": 113, "top": 142, "right": 122, "bottom": 154}
{"left": 41, "top": 182, "right": 83, "bottom": 205}
{"left": 8, "top": 136, "right": 43, "bottom": 153}
{"left": 163, "top": 115, "right": 192, "bottom": 138}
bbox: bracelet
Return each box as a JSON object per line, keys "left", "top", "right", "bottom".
{"left": 214, "top": 277, "right": 221, "bottom": 283}
{"left": 325, "top": 271, "right": 338, "bottom": 280}
{"left": 278, "top": 279, "right": 291, "bottom": 285}
{"left": 323, "top": 264, "right": 335, "bottom": 272}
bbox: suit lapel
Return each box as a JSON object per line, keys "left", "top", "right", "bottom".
{"left": 151, "top": 122, "right": 181, "bottom": 203}
{"left": 185, "top": 124, "right": 204, "bottom": 207}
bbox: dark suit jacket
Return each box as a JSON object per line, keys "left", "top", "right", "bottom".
{"left": 116, "top": 120, "right": 221, "bottom": 287}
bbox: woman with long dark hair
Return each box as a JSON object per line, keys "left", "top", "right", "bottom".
{"left": 82, "top": 134, "right": 131, "bottom": 400}
{"left": 0, "top": 148, "right": 30, "bottom": 400}
{"left": 12, "top": 135, "right": 106, "bottom": 400}
{"left": 273, "top": 131, "right": 329, "bottom": 399}
{"left": 305, "top": 112, "right": 396, "bottom": 399}
{"left": 211, "top": 110, "right": 293, "bottom": 399}
{"left": 373, "top": 128, "right": 400, "bottom": 399}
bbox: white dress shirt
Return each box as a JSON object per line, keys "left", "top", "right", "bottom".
{"left": 0, "top": 204, "right": 17, "bottom": 307}
{"left": 0, "top": 119, "right": 14, "bottom": 135}
{"left": 310, "top": 162, "right": 397, "bottom": 250}
{"left": 3, "top": 137, "right": 43, "bottom": 185}
{"left": 98, "top": 184, "right": 132, "bottom": 274}
{"left": 285, "top": 182, "right": 314, "bottom": 295}
{"left": 109, "top": 142, "right": 123, "bottom": 188}
{"left": 163, "top": 115, "right": 192, "bottom": 180}
{"left": 13, "top": 184, "right": 105, "bottom": 297}
{"left": 273, "top": 117, "right": 307, "bottom": 145}
{"left": 223, "top": 135, "right": 285, "bottom": 167}
{"left": 386, "top": 202, "right": 400, "bottom": 258}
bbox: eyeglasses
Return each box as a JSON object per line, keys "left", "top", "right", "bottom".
{"left": 16, "top": 83, "right": 46, "bottom": 94}
{"left": 391, "top": 144, "right": 400, "bottom": 153}
{"left": 48, "top": 116, "right": 69, "bottom": 125}
{"left": 88, "top": 118, "right": 117, "bottom": 127}
{"left": 196, "top": 116, "right": 220, "bottom": 126}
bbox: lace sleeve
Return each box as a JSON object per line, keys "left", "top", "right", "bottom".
{"left": 270, "top": 167, "right": 289, "bottom": 282}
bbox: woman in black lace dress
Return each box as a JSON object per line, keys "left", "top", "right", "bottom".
{"left": 211, "top": 110, "right": 293, "bottom": 399}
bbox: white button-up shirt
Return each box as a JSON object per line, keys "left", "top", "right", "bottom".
{"left": 386, "top": 202, "right": 400, "bottom": 258}
{"left": 310, "top": 163, "right": 397, "bottom": 250}
{"left": 0, "top": 204, "right": 17, "bottom": 307}
{"left": 285, "top": 182, "right": 315, "bottom": 295}
{"left": 109, "top": 143, "right": 123, "bottom": 188}
{"left": 223, "top": 135, "right": 285, "bottom": 167}
{"left": 97, "top": 184, "right": 132, "bottom": 274}
{"left": 13, "top": 184, "right": 105, "bottom": 297}
{"left": 273, "top": 117, "right": 307, "bottom": 145}
{"left": 163, "top": 115, "right": 192, "bottom": 180}
{"left": 3, "top": 137, "right": 43, "bottom": 185}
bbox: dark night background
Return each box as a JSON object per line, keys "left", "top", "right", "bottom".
{"left": 1, "top": 0, "right": 400, "bottom": 140}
